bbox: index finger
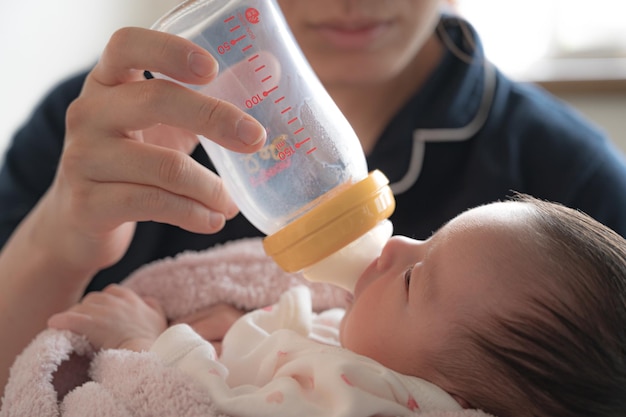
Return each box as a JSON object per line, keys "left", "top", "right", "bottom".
{"left": 91, "top": 27, "right": 218, "bottom": 87}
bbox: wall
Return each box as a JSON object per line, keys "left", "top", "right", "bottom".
{"left": 0, "top": 0, "right": 179, "bottom": 159}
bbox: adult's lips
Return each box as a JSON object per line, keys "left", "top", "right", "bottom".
{"left": 311, "top": 19, "right": 393, "bottom": 50}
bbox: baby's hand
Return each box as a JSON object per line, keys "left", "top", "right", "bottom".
{"left": 48, "top": 284, "right": 167, "bottom": 352}
{"left": 171, "top": 303, "right": 246, "bottom": 356}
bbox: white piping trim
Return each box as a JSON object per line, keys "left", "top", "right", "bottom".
{"left": 390, "top": 62, "right": 497, "bottom": 195}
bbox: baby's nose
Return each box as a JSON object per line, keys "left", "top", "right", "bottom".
{"left": 376, "top": 236, "right": 422, "bottom": 270}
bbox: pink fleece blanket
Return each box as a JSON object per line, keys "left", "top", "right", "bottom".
{"left": 0, "top": 238, "right": 492, "bottom": 417}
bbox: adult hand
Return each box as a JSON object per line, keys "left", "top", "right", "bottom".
{"left": 37, "top": 27, "right": 266, "bottom": 276}
{"left": 48, "top": 284, "right": 168, "bottom": 352}
{"left": 0, "top": 28, "right": 265, "bottom": 391}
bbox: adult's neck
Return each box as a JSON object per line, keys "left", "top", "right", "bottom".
{"left": 326, "top": 34, "right": 444, "bottom": 155}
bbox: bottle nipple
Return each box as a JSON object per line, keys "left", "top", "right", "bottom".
{"left": 301, "top": 219, "right": 393, "bottom": 292}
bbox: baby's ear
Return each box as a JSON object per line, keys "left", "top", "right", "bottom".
{"left": 451, "top": 393, "right": 473, "bottom": 409}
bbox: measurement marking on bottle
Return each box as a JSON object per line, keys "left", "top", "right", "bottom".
{"left": 230, "top": 35, "right": 247, "bottom": 45}
{"left": 245, "top": 93, "right": 264, "bottom": 109}
{"left": 222, "top": 10, "right": 318, "bottom": 159}
{"left": 295, "top": 138, "right": 311, "bottom": 148}
{"left": 263, "top": 86, "right": 278, "bottom": 96}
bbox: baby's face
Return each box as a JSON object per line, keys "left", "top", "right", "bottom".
{"left": 340, "top": 201, "right": 534, "bottom": 385}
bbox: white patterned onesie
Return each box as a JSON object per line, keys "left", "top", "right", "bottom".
{"left": 150, "top": 286, "right": 461, "bottom": 417}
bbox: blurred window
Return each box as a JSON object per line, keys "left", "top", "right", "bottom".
{"left": 454, "top": 0, "right": 626, "bottom": 82}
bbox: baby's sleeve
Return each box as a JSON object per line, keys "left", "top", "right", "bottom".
{"left": 150, "top": 324, "right": 229, "bottom": 383}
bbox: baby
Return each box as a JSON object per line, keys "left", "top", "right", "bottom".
{"left": 48, "top": 195, "right": 626, "bottom": 417}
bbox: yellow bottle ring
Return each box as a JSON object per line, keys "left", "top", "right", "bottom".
{"left": 263, "top": 170, "right": 395, "bottom": 272}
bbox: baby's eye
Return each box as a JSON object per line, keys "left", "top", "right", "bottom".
{"left": 404, "top": 266, "right": 413, "bottom": 291}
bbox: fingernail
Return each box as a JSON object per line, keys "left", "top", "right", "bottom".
{"left": 236, "top": 117, "right": 266, "bottom": 146}
{"left": 225, "top": 202, "right": 240, "bottom": 220}
{"left": 188, "top": 52, "right": 217, "bottom": 78}
{"left": 208, "top": 212, "right": 226, "bottom": 230}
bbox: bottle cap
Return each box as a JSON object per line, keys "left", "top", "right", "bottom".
{"left": 263, "top": 170, "right": 395, "bottom": 272}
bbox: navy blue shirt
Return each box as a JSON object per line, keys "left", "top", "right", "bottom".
{"left": 2, "top": 16, "right": 626, "bottom": 291}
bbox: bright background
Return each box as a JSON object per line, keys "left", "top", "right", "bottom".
{"left": 1, "top": 0, "right": 625, "bottom": 159}
{"left": 0, "top": 0, "right": 179, "bottom": 159}
{"left": 456, "top": 0, "right": 626, "bottom": 79}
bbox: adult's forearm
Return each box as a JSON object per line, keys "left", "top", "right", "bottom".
{"left": 0, "top": 207, "right": 95, "bottom": 396}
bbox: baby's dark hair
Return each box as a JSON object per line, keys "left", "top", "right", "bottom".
{"left": 439, "top": 195, "right": 626, "bottom": 417}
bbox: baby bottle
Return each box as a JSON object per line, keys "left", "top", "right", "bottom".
{"left": 151, "top": 0, "right": 395, "bottom": 292}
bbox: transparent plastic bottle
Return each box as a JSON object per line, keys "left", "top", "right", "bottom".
{"left": 151, "top": 0, "right": 395, "bottom": 292}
